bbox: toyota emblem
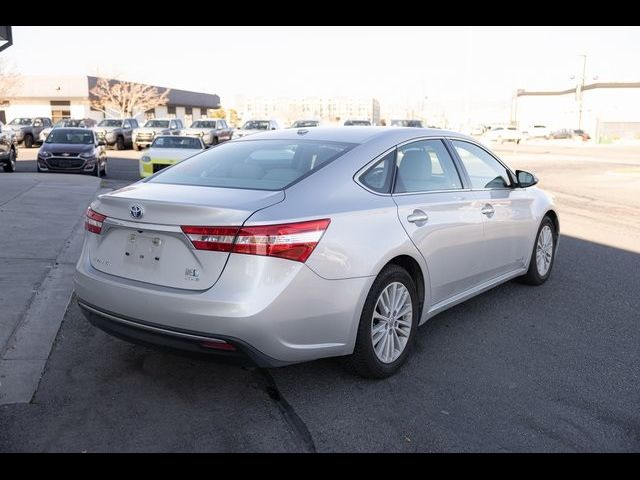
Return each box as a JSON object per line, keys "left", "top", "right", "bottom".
{"left": 129, "top": 204, "right": 144, "bottom": 219}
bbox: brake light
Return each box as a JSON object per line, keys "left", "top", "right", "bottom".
{"left": 181, "top": 219, "right": 330, "bottom": 263}
{"left": 85, "top": 208, "right": 106, "bottom": 234}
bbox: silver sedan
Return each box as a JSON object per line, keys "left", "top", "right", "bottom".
{"left": 74, "top": 127, "right": 559, "bottom": 378}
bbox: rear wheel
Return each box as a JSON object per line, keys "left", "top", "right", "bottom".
{"left": 24, "top": 135, "right": 34, "bottom": 149}
{"left": 518, "top": 216, "right": 556, "bottom": 285}
{"left": 346, "top": 264, "right": 418, "bottom": 379}
{"left": 3, "top": 148, "right": 16, "bottom": 172}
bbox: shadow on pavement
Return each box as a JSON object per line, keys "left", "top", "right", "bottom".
{"left": 1, "top": 234, "right": 638, "bottom": 452}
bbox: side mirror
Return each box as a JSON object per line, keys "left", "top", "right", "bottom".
{"left": 516, "top": 170, "right": 538, "bottom": 187}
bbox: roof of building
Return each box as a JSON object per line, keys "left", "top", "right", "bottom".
{"left": 517, "top": 81, "right": 640, "bottom": 97}
{"left": 87, "top": 76, "right": 220, "bottom": 109}
{"left": 7, "top": 75, "right": 220, "bottom": 109}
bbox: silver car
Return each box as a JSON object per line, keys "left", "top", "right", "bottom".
{"left": 75, "top": 127, "right": 558, "bottom": 378}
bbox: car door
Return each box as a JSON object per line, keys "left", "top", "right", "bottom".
{"left": 217, "top": 120, "right": 231, "bottom": 141}
{"left": 449, "top": 139, "right": 534, "bottom": 280}
{"left": 391, "top": 138, "right": 486, "bottom": 305}
{"left": 123, "top": 120, "right": 133, "bottom": 143}
{"left": 0, "top": 122, "right": 8, "bottom": 158}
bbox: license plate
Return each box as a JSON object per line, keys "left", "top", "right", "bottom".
{"left": 124, "top": 233, "right": 164, "bottom": 266}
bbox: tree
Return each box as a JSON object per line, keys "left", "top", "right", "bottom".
{"left": 0, "top": 59, "right": 19, "bottom": 106}
{"left": 89, "top": 77, "right": 170, "bottom": 118}
{"left": 209, "top": 108, "right": 226, "bottom": 119}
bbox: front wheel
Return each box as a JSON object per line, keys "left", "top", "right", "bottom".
{"left": 24, "top": 135, "right": 34, "bottom": 149}
{"left": 3, "top": 149, "right": 16, "bottom": 172}
{"left": 115, "top": 136, "right": 125, "bottom": 150}
{"left": 518, "top": 216, "right": 557, "bottom": 285}
{"left": 346, "top": 264, "right": 419, "bottom": 379}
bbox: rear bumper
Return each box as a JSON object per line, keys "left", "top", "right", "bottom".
{"left": 74, "top": 245, "right": 373, "bottom": 364}
{"left": 79, "top": 301, "right": 288, "bottom": 367}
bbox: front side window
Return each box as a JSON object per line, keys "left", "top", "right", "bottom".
{"left": 452, "top": 140, "right": 512, "bottom": 189}
{"left": 191, "top": 121, "right": 215, "bottom": 128}
{"left": 359, "top": 150, "right": 395, "bottom": 194}
{"left": 148, "top": 139, "right": 355, "bottom": 190}
{"left": 144, "top": 120, "right": 170, "bottom": 128}
{"left": 98, "top": 119, "right": 123, "bottom": 127}
{"left": 393, "top": 139, "right": 462, "bottom": 193}
{"left": 9, "top": 118, "right": 32, "bottom": 126}
{"left": 243, "top": 120, "right": 270, "bottom": 130}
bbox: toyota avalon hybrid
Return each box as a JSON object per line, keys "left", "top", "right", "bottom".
{"left": 75, "top": 127, "right": 558, "bottom": 378}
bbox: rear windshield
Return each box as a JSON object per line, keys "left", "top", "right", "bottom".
{"left": 148, "top": 139, "right": 355, "bottom": 190}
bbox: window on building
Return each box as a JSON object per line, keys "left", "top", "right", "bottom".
{"left": 167, "top": 105, "right": 176, "bottom": 119}
{"left": 145, "top": 109, "right": 155, "bottom": 121}
{"left": 50, "top": 100, "right": 71, "bottom": 124}
{"left": 185, "top": 107, "right": 193, "bottom": 115}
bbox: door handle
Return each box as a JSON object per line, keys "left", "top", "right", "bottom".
{"left": 481, "top": 204, "right": 495, "bottom": 217}
{"left": 407, "top": 209, "right": 429, "bottom": 224}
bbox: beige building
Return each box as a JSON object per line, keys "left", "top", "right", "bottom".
{"left": 0, "top": 75, "right": 220, "bottom": 126}
{"left": 515, "top": 82, "right": 640, "bottom": 141}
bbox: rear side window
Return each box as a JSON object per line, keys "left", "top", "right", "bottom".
{"left": 394, "top": 139, "right": 462, "bottom": 193}
{"left": 359, "top": 150, "right": 395, "bottom": 193}
{"left": 148, "top": 139, "right": 355, "bottom": 190}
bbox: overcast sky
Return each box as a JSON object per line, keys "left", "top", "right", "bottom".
{"left": 3, "top": 26, "right": 640, "bottom": 121}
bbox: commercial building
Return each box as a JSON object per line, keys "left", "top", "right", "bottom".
{"left": 232, "top": 95, "right": 380, "bottom": 126}
{"left": 514, "top": 82, "right": 640, "bottom": 141}
{"left": 0, "top": 75, "right": 220, "bottom": 126}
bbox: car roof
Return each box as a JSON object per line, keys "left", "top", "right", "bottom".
{"left": 233, "top": 126, "right": 472, "bottom": 144}
{"left": 53, "top": 127, "right": 94, "bottom": 131}
{"left": 146, "top": 118, "right": 177, "bottom": 121}
{"left": 153, "top": 135, "right": 201, "bottom": 140}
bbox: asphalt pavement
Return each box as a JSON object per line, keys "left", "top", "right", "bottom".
{"left": 1, "top": 143, "right": 639, "bottom": 452}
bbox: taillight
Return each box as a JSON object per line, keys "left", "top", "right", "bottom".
{"left": 85, "top": 208, "right": 106, "bottom": 234}
{"left": 181, "top": 219, "right": 330, "bottom": 263}
{"left": 181, "top": 226, "right": 240, "bottom": 252}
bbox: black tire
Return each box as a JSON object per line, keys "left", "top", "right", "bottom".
{"left": 134, "top": 144, "right": 142, "bottom": 151}
{"left": 24, "top": 135, "right": 34, "bottom": 149}
{"left": 92, "top": 162, "right": 101, "bottom": 177}
{"left": 211, "top": 137, "right": 219, "bottom": 145}
{"left": 101, "top": 160, "right": 107, "bottom": 177}
{"left": 115, "top": 136, "right": 125, "bottom": 151}
{"left": 518, "top": 216, "right": 557, "bottom": 286}
{"left": 345, "top": 264, "right": 419, "bottom": 379}
{"left": 3, "top": 148, "right": 16, "bottom": 172}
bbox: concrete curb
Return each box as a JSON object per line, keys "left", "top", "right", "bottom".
{"left": 0, "top": 184, "right": 106, "bottom": 405}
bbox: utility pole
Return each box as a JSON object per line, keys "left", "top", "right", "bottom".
{"left": 576, "top": 54, "right": 587, "bottom": 130}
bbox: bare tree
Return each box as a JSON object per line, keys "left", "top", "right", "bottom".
{"left": 0, "top": 58, "right": 20, "bottom": 105}
{"left": 90, "top": 77, "right": 170, "bottom": 118}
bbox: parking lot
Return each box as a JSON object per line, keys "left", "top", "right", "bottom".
{"left": 1, "top": 142, "right": 639, "bottom": 452}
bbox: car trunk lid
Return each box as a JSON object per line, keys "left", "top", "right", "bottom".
{"left": 87, "top": 183, "right": 284, "bottom": 290}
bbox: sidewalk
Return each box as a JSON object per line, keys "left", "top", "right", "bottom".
{"left": 0, "top": 173, "right": 101, "bottom": 404}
